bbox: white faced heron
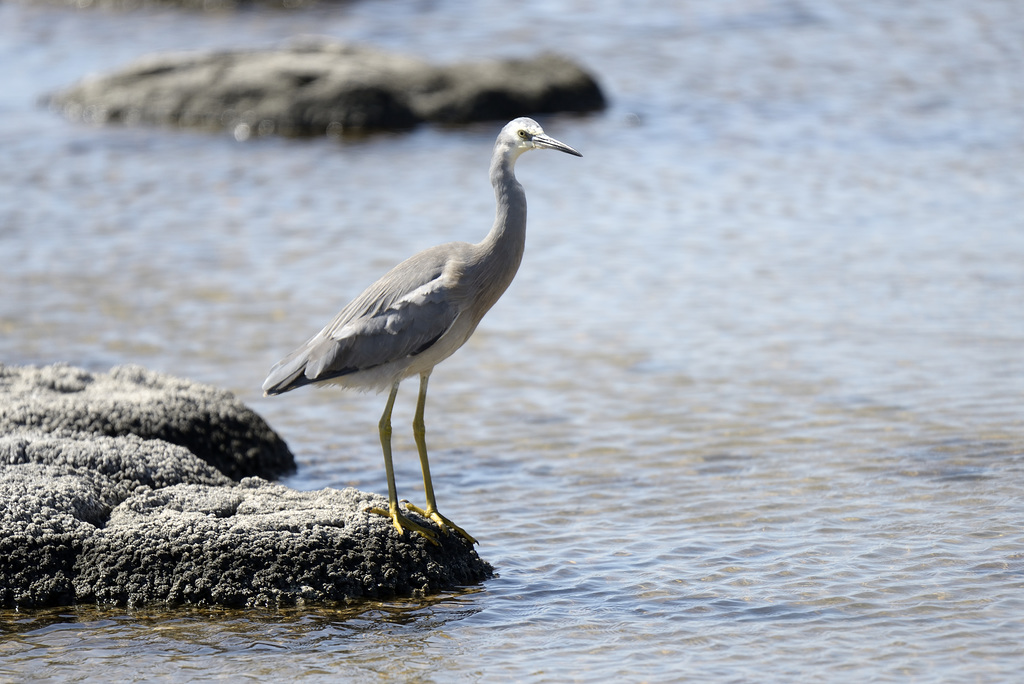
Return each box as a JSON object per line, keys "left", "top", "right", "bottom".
{"left": 263, "top": 117, "right": 581, "bottom": 544}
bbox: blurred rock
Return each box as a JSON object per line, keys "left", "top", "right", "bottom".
{"left": 0, "top": 364, "right": 492, "bottom": 608}
{"left": 50, "top": 40, "right": 605, "bottom": 136}
{"left": 31, "top": 0, "right": 351, "bottom": 9}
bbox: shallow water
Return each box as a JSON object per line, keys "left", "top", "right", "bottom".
{"left": 3, "top": 0, "right": 1024, "bottom": 681}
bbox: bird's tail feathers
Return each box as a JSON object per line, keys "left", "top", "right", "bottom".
{"left": 261, "top": 348, "right": 313, "bottom": 396}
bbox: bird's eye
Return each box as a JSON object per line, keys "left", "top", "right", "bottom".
{"left": 518, "top": 130, "right": 528, "bottom": 139}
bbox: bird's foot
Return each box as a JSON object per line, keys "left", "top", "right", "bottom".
{"left": 402, "top": 500, "right": 478, "bottom": 545}
{"left": 365, "top": 504, "right": 439, "bottom": 545}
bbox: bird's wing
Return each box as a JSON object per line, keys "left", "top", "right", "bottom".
{"left": 264, "top": 246, "right": 465, "bottom": 393}
{"left": 305, "top": 274, "right": 461, "bottom": 380}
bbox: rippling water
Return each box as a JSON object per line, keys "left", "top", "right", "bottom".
{"left": 3, "top": 0, "right": 1024, "bottom": 680}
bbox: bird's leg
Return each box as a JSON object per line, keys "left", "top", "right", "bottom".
{"left": 402, "top": 371, "right": 478, "bottom": 545}
{"left": 365, "top": 381, "right": 439, "bottom": 545}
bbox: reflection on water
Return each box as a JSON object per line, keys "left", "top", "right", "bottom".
{"left": 3, "top": 0, "right": 1024, "bottom": 681}
{"left": 0, "top": 593, "right": 489, "bottom": 680}
{"left": 1, "top": 590, "right": 488, "bottom": 639}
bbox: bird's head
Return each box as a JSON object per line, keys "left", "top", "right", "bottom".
{"left": 500, "top": 117, "right": 582, "bottom": 160}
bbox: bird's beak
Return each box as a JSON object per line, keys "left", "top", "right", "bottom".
{"left": 532, "top": 133, "right": 582, "bottom": 157}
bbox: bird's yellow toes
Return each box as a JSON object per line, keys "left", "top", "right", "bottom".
{"left": 402, "top": 501, "right": 478, "bottom": 545}
{"left": 365, "top": 505, "right": 439, "bottom": 545}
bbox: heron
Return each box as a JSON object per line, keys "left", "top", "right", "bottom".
{"left": 262, "top": 117, "right": 581, "bottom": 545}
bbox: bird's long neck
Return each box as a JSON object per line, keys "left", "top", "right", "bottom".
{"left": 468, "top": 145, "right": 528, "bottom": 317}
{"left": 485, "top": 149, "right": 528, "bottom": 256}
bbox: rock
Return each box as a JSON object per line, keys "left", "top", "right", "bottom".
{"left": 49, "top": 40, "right": 606, "bottom": 136}
{"left": 0, "top": 363, "right": 294, "bottom": 480}
{"left": 0, "top": 429, "right": 233, "bottom": 504}
{"left": 0, "top": 364, "right": 492, "bottom": 608}
{"left": 0, "top": 430, "right": 233, "bottom": 608}
{"left": 74, "top": 479, "right": 490, "bottom": 607}
{"left": 0, "top": 463, "right": 109, "bottom": 608}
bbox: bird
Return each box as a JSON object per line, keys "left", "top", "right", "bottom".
{"left": 262, "top": 117, "right": 581, "bottom": 545}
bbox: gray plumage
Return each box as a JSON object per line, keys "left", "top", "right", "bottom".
{"left": 263, "top": 117, "right": 581, "bottom": 544}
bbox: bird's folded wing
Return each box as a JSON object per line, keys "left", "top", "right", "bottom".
{"left": 303, "top": 281, "right": 460, "bottom": 380}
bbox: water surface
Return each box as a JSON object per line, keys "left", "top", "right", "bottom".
{"left": 2, "top": 0, "right": 1023, "bottom": 681}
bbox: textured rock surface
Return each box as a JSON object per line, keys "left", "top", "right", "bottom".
{"left": 0, "top": 363, "right": 294, "bottom": 480}
{"left": 0, "top": 462, "right": 109, "bottom": 608}
{"left": 0, "top": 429, "right": 234, "bottom": 608}
{"left": 0, "top": 364, "right": 492, "bottom": 608}
{"left": 50, "top": 40, "right": 605, "bottom": 136}
{"left": 74, "top": 479, "right": 490, "bottom": 608}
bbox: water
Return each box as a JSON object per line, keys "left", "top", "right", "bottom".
{"left": 2, "top": 0, "right": 1024, "bottom": 680}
